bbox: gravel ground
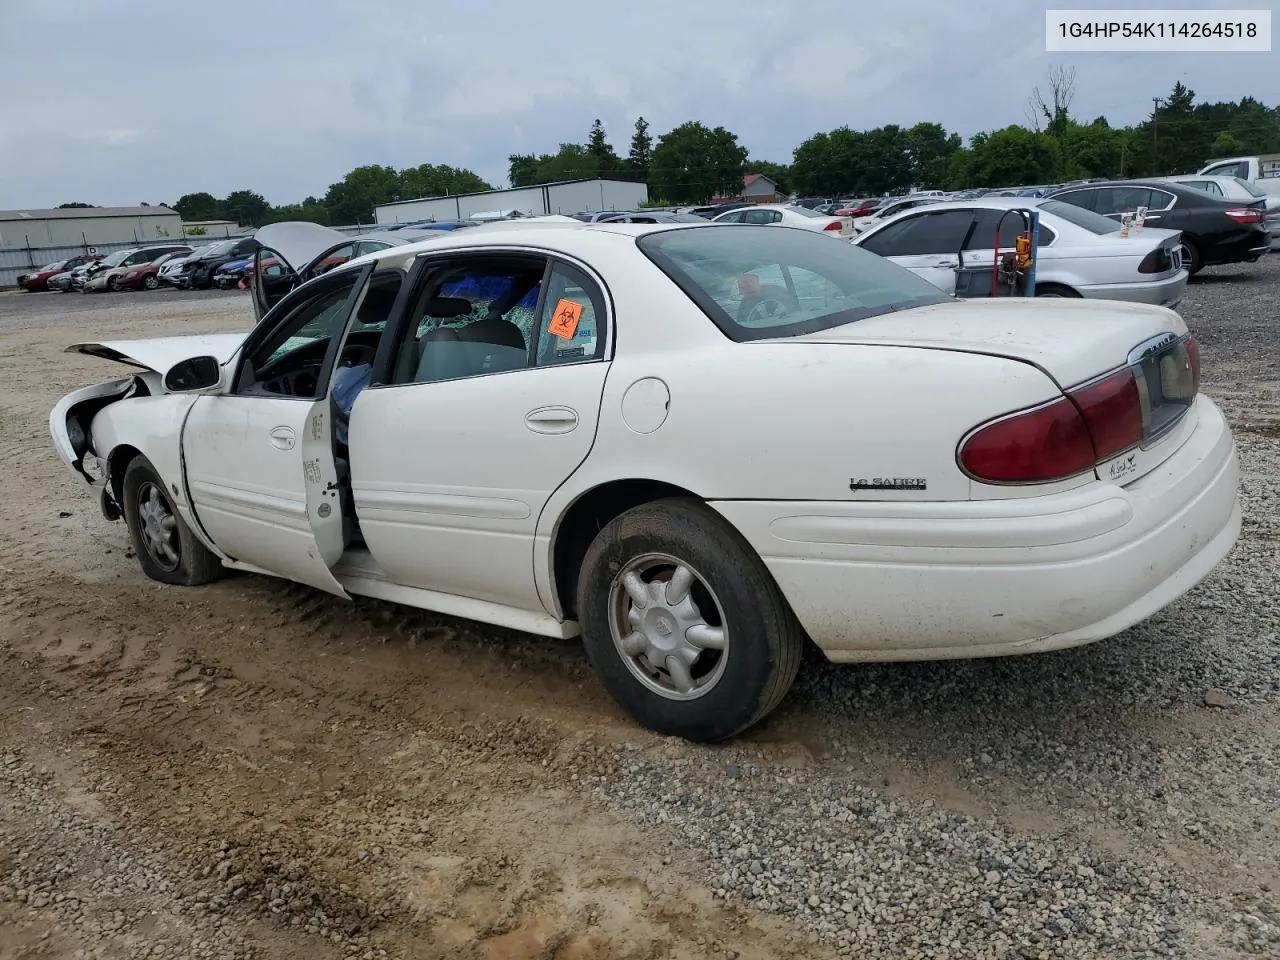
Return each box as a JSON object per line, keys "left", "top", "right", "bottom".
{"left": 1, "top": 260, "right": 1278, "bottom": 959}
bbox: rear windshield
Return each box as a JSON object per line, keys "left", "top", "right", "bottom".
{"left": 787, "top": 206, "right": 827, "bottom": 218}
{"left": 637, "top": 225, "right": 951, "bottom": 342}
{"left": 1038, "top": 200, "right": 1122, "bottom": 235}
{"left": 1233, "top": 177, "right": 1266, "bottom": 197}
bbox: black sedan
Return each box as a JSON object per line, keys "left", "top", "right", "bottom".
{"left": 1044, "top": 179, "right": 1269, "bottom": 275}
{"left": 178, "top": 236, "right": 261, "bottom": 290}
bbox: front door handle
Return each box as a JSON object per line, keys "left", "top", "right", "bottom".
{"left": 525, "top": 406, "right": 579, "bottom": 435}
{"left": 269, "top": 425, "right": 296, "bottom": 450}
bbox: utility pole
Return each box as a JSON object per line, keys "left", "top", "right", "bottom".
{"left": 1151, "top": 97, "right": 1164, "bottom": 175}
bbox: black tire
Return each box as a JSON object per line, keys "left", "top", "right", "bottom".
{"left": 107, "top": 275, "right": 123, "bottom": 292}
{"left": 576, "top": 497, "right": 805, "bottom": 742}
{"left": 1034, "top": 282, "right": 1081, "bottom": 298}
{"left": 1179, "top": 237, "right": 1203, "bottom": 276}
{"left": 121, "top": 456, "right": 222, "bottom": 586}
{"left": 142, "top": 274, "right": 159, "bottom": 290}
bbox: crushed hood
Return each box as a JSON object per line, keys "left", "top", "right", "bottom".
{"left": 66, "top": 333, "right": 250, "bottom": 375}
{"left": 253, "top": 221, "right": 350, "bottom": 273}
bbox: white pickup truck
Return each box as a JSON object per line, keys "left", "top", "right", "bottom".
{"left": 1197, "top": 155, "right": 1280, "bottom": 196}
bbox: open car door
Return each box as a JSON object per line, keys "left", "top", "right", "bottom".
{"left": 251, "top": 221, "right": 352, "bottom": 323}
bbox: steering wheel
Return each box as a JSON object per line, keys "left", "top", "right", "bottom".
{"left": 738, "top": 285, "right": 800, "bottom": 327}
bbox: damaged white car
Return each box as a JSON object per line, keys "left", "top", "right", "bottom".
{"left": 51, "top": 221, "right": 1241, "bottom": 741}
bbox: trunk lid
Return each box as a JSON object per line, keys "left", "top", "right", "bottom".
{"left": 781, "top": 298, "right": 1197, "bottom": 488}
{"left": 253, "top": 221, "right": 350, "bottom": 275}
{"left": 66, "top": 333, "right": 249, "bottom": 376}
{"left": 784, "top": 297, "right": 1183, "bottom": 387}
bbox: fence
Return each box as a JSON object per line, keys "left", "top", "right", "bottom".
{"left": 0, "top": 223, "right": 370, "bottom": 289}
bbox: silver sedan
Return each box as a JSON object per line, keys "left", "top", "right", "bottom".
{"left": 851, "top": 197, "right": 1188, "bottom": 308}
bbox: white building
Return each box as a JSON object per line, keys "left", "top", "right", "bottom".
{"left": 0, "top": 206, "right": 183, "bottom": 247}
{"left": 375, "top": 178, "right": 650, "bottom": 225}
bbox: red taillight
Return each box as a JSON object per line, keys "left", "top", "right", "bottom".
{"left": 824, "top": 220, "right": 844, "bottom": 231}
{"left": 1224, "top": 207, "right": 1263, "bottom": 224}
{"left": 959, "top": 398, "right": 1097, "bottom": 483}
{"left": 1068, "top": 368, "right": 1142, "bottom": 460}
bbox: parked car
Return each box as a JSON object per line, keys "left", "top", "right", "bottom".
{"left": 1162, "top": 174, "right": 1280, "bottom": 251}
{"left": 115, "top": 251, "right": 192, "bottom": 291}
{"left": 178, "top": 236, "right": 261, "bottom": 289}
{"left": 212, "top": 256, "right": 256, "bottom": 289}
{"left": 688, "top": 202, "right": 753, "bottom": 219}
{"left": 158, "top": 251, "right": 198, "bottom": 288}
{"left": 49, "top": 260, "right": 103, "bottom": 293}
{"left": 1043, "top": 179, "right": 1269, "bottom": 274}
{"left": 1196, "top": 154, "right": 1280, "bottom": 197}
{"left": 851, "top": 196, "right": 940, "bottom": 233}
{"left": 18, "top": 254, "right": 102, "bottom": 292}
{"left": 82, "top": 245, "right": 193, "bottom": 292}
{"left": 50, "top": 220, "right": 1239, "bottom": 741}
{"left": 711, "top": 202, "right": 853, "bottom": 236}
{"left": 853, "top": 197, "right": 1188, "bottom": 307}
{"left": 595, "top": 211, "right": 709, "bottom": 224}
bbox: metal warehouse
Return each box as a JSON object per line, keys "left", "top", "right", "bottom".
{"left": 0, "top": 206, "right": 184, "bottom": 248}
{"left": 374, "top": 178, "right": 650, "bottom": 224}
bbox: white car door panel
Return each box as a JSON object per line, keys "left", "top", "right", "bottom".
{"left": 348, "top": 253, "right": 612, "bottom": 614}
{"left": 349, "top": 362, "right": 607, "bottom": 612}
{"left": 184, "top": 396, "right": 348, "bottom": 595}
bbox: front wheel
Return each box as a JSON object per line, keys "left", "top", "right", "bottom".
{"left": 122, "top": 456, "right": 223, "bottom": 586}
{"left": 107, "top": 275, "right": 123, "bottom": 292}
{"left": 576, "top": 498, "right": 805, "bottom": 742}
{"left": 142, "top": 274, "right": 159, "bottom": 290}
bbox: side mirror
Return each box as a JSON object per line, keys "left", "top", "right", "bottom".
{"left": 164, "top": 355, "right": 222, "bottom": 392}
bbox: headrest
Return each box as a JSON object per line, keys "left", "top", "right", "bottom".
{"left": 425, "top": 296, "right": 472, "bottom": 318}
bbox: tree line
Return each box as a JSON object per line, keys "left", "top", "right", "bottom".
{"left": 62, "top": 73, "right": 1280, "bottom": 226}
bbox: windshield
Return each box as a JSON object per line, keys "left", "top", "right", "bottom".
{"left": 1232, "top": 177, "right": 1266, "bottom": 197}
{"left": 100, "top": 250, "right": 136, "bottom": 267}
{"left": 40, "top": 260, "right": 66, "bottom": 271}
{"left": 1038, "top": 200, "right": 1122, "bottom": 235}
{"left": 637, "top": 225, "right": 951, "bottom": 342}
{"left": 199, "top": 240, "right": 237, "bottom": 258}
{"left": 787, "top": 206, "right": 827, "bottom": 218}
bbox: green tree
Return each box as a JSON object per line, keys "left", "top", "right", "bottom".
{"left": 323, "top": 164, "right": 402, "bottom": 224}
{"left": 962, "top": 126, "right": 1062, "bottom": 187}
{"left": 904, "top": 122, "right": 961, "bottom": 189}
{"left": 223, "top": 189, "right": 271, "bottom": 227}
{"left": 650, "top": 121, "right": 748, "bottom": 203}
{"left": 586, "top": 119, "right": 620, "bottom": 177}
{"left": 626, "top": 116, "right": 653, "bottom": 182}
{"left": 57, "top": 202, "right": 95, "bottom": 208}
{"left": 172, "top": 192, "right": 224, "bottom": 221}
{"left": 1211, "top": 131, "right": 1246, "bottom": 157}
{"left": 508, "top": 154, "right": 542, "bottom": 188}
{"left": 398, "top": 163, "right": 490, "bottom": 199}
{"left": 538, "top": 143, "right": 594, "bottom": 182}
{"left": 1058, "top": 118, "right": 1123, "bottom": 179}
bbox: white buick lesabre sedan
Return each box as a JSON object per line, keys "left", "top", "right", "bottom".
{"left": 51, "top": 220, "right": 1241, "bottom": 741}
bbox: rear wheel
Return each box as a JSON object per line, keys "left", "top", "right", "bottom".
{"left": 122, "top": 456, "right": 222, "bottom": 586}
{"left": 1179, "top": 237, "right": 1203, "bottom": 276}
{"left": 576, "top": 497, "right": 804, "bottom": 742}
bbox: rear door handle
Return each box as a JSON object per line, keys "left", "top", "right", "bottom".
{"left": 525, "top": 406, "right": 579, "bottom": 435}
{"left": 269, "top": 425, "right": 296, "bottom": 450}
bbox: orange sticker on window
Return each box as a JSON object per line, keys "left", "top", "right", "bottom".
{"left": 548, "top": 299, "right": 583, "bottom": 339}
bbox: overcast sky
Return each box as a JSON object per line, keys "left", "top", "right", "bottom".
{"left": 0, "top": 0, "right": 1276, "bottom": 209}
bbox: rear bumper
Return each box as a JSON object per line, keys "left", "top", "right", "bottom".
{"left": 1077, "top": 270, "right": 1187, "bottom": 309}
{"left": 710, "top": 395, "right": 1239, "bottom": 662}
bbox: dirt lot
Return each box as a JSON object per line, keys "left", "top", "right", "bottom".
{"left": 1, "top": 267, "right": 1278, "bottom": 960}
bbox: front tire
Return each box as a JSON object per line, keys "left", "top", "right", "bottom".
{"left": 1034, "top": 283, "right": 1081, "bottom": 298}
{"left": 142, "top": 274, "right": 159, "bottom": 290}
{"left": 122, "top": 456, "right": 222, "bottom": 586}
{"left": 576, "top": 497, "right": 804, "bottom": 742}
{"left": 107, "top": 275, "right": 123, "bottom": 292}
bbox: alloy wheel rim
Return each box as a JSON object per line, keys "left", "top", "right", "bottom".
{"left": 137, "top": 482, "right": 180, "bottom": 572}
{"left": 607, "top": 552, "right": 729, "bottom": 701}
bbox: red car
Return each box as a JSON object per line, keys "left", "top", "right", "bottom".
{"left": 18, "top": 254, "right": 102, "bottom": 291}
{"left": 113, "top": 251, "right": 192, "bottom": 291}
